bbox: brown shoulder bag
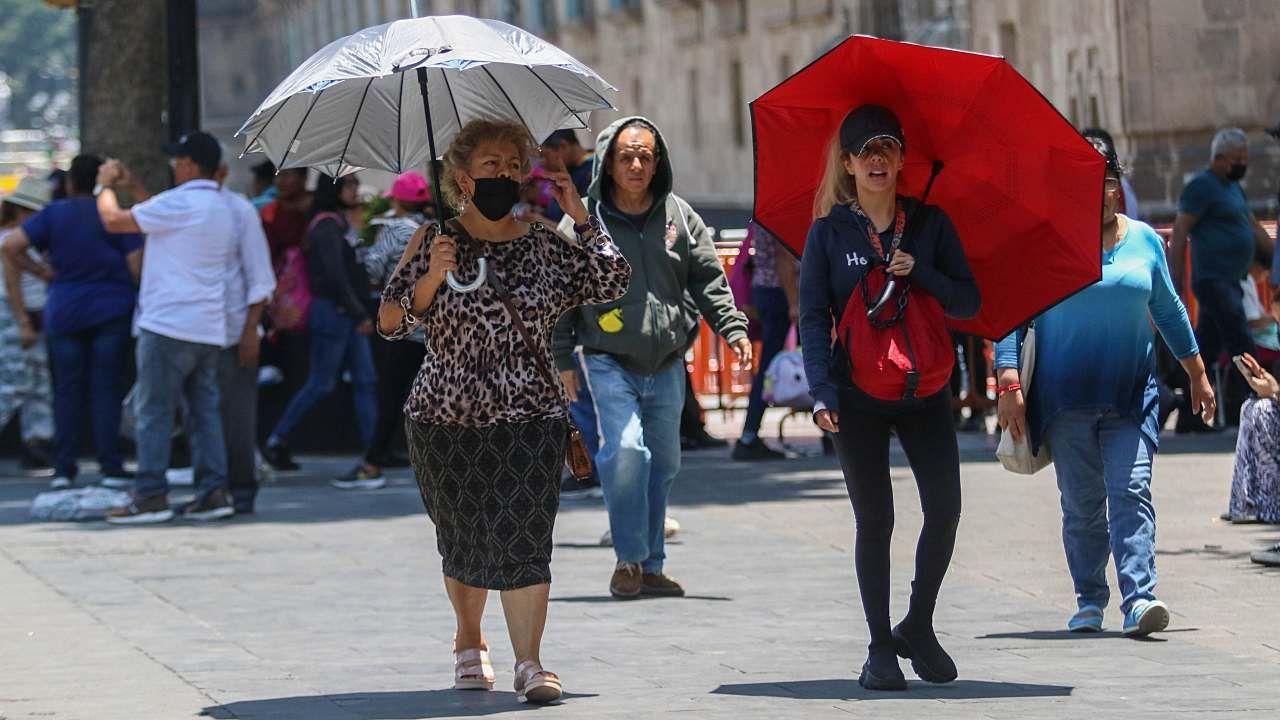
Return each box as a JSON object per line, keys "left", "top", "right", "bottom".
{"left": 446, "top": 220, "right": 594, "bottom": 482}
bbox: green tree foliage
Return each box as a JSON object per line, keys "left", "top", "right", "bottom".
{"left": 0, "top": 0, "right": 77, "bottom": 130}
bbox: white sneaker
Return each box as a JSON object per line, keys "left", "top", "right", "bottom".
{"left": 664, "top": 516, "right": 681, "bottom": 537}
{"left": 599, "top": 516, "right": 681, "bottom": 547}
{"left": 50, "top": 476, "right": 72, "bottom": 490}
{"left": 101, "top": 476, "right": 134, "bottom": 489}
{"left": 164, "top": 468, "right": 194, "bottom": 486}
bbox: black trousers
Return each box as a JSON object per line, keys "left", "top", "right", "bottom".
{"left": 366, "top": 335, "right": 427, "bottom": 466}
{"left": 830, "top": 388, "right": 962, "bottom": 651}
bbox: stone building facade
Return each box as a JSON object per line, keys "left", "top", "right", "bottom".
{"left": 197, "top": 0, "right": 965, "bottom": 224}
{"left": 198, "top": 0, "right": 1276, "bottom": 221}
{"left": 970, "top": 0, "right": 1280, "bottom": 219}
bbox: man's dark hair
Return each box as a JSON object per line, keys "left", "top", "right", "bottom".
{"left": 604, "top": 119, "right": 660, "bottom": 169}
{"left": 312, "top": 173, "right": 354, "bottom": 215}
{"left": 69, "top": 154, "right": 104, "bottom": 195}
{"left": 47, "top": 168, "right": 68, "bottom": 201}
{"left": 252, "top": 160, "right": 277, "bottom": 184}
{"left": 543, "top": 129, "right": 582, "bottom": 149}
{"left": 1082, "top": 127, "right": 1123, "bottom": 177}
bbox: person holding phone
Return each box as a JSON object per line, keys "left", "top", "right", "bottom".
{"left": 996, "top": 132, "right": 1215, "bottom": 637}
{"left": 1226, "top": 352, "right": 1280, "bottom": 523}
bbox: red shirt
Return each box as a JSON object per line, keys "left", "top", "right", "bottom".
{"left": 260, "top": 199, "right": 309, "bottom": 270}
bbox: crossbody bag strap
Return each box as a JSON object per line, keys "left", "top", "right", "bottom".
{"left": 446, "top": 219, "right": 560, "bottom": 389}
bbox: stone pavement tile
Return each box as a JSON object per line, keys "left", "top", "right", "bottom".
{"left": 4, "top": 435, "right": 1280, "bottom": 718}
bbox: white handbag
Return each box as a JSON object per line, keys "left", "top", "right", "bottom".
{"left": 996, "top": 324, "right": 1052, "bottom": 474}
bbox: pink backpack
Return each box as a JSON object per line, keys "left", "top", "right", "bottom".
{"left": 266, "top": 212, "right": 340, "bottom": 333}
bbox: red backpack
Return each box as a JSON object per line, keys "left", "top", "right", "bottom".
{"left": 265, "top": 211, "right": 341, "bottom": 334}
{"left": 835, "top": 205, "right": 954, "bottom": 402}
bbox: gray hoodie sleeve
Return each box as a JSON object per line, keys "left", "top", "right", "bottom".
{"left": 552, "top": 310, "right": 579, "bottom": 373}
{"left": 681, "top": 202, "right": 748, "bottom": 344}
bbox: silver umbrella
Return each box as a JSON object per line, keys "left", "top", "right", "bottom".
{"left": 236, "top": 14, "right": 616, "bottom": 291}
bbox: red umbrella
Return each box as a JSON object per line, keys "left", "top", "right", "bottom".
{"left": 751, "top": 35, "right": 1104, "bottom": 340}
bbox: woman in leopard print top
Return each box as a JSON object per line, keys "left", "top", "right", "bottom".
{"left": 377, "top": 119, "right": 628, "bottom": 705}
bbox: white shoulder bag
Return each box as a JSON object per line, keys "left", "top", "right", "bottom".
{"left": 996, "top": 323, "right": 1052, "bottom": 474}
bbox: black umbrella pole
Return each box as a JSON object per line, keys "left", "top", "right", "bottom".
{"left": 416, "top": 67, "right": 448, "bottom": 222}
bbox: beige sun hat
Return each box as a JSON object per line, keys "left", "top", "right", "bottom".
{"left": 2, "top": 176, "right": 52, "bottom": 212}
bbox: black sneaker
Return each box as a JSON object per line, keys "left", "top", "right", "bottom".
{"left": 331, "top": 465, "right": 387, "bottom": 490}
{"left": 858, "top": 647, "right": 907, "bottom": 691}
{"left": 731, "top": 437, "right": 786, "bottom": 461}
{"left": 892, "top": 621, "right": 957, "bottom": 683}
{"left": 178, "top": 489, "right": 236, "bottom": 521}
{"left": 689, "top": 430, "right": 729, "bottom": 449}
{"left": 560, "top": 473, "right": 603, "bottom": 500}
{"left": 262, "top": 442, "right": 300, "bottom": 472}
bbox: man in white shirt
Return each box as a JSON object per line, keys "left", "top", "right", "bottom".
{"left": 209, "top": 158, "right": 276, "bottom": 514}
{"left": 94, "top": 131, "right": 240, "bottom": 524}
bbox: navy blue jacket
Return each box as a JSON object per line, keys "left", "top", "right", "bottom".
{"left": 798, "top": 200, "right": 981, "bottom": 413}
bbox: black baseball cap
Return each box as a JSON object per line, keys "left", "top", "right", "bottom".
{"left": 839, "top": 104, "right": 905, "bottom": 155}
{"left": 163, "top": 131, "right": 221, "bottom": 173}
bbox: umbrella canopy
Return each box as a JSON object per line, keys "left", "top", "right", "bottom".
{"left": 752, "top": 35, "right": 1104, "bottom": 340}
{"left": 236, "top": 14, "right": 616, "bottom": 177}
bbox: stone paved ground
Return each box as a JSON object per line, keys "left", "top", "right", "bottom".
{"left": 2, "top": 411, "right": 1278, "bottom": 719}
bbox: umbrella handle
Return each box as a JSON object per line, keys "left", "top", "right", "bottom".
{"left": 867, "top": 275, "right": 897, "bottom": 319}
{"left": 446, "top": 259, "right": 487, "bottom": 293}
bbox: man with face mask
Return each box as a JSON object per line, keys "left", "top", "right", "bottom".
{"left": 1170, "top": 127, "right": 1276, "bottom": 426}
{"left": 552, "top": 117, "right": 750, "bottom": 599}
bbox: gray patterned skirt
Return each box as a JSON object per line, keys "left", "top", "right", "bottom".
{"left": 406, "top": 417, "right": 567, "bottom": 590}
{"left": 1230, "top": 398, "right": 1280, "bottom": 523}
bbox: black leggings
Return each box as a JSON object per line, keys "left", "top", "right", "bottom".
{"left": 831, "top": 388, "right": 962, "bottom": 651}
{"left": 366, "top": 336, "right": 427, "bottom": 466}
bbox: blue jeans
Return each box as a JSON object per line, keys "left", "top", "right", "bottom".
{"left": 269, "top": 298, "right": 377, "bottom": 448}
{"left": 742, "top": 286, "right": 791, "bottom": 437}
{"left": 134, "top": 330, "right": 226, "bottom": 501}
{"left": 567, "top": 352, "right": 601, "bottom": 482}
{"left": 1046, "top": 409, "right": 1158, "bottom": 614}
{"left": 46, "top": 316, "right": 132, "bottom": 479}
{"left": 584, "top": 354, "right": 684, "bottom": 572}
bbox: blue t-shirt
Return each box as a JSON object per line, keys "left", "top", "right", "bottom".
{"left": 1178, "top": 169, "right": 1254, "bottom": 284}
{"left": 20, "top": 197, "right": 144, "bottom": 334}
{"left": 995, "top": 218, "right": 1198, "bottom": 451}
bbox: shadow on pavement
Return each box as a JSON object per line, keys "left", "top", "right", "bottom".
{"left": 202, "top": 690, "right": 598, "bottom": 719}
{"left": 550, "top": 594, "right": 731, "bottom": 603}
{"left": 712, "top": 678, "right": 1072, "bottom": 701}
{"left": 978, "top": 630, "right": 1126, "bottom": 640}
{"left": 978, "top": 628, "right": 1196, "bottom": 641}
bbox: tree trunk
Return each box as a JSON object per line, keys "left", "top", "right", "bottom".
{"left": 80, "top": 0, "right": 169, "bottom": 194}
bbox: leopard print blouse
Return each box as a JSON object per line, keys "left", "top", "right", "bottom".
{"left": 380, "top": 217, "right": 630, "bottom": 427}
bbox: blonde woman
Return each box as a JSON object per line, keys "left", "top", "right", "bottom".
{"left": 378, "top": 119, "right": 629, "bottom": 704}
{"left": 798, "top": 105, "right": 980, "bottom": 690}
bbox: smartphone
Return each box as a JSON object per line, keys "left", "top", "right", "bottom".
{"left": 1232, "top": 354, "right": 1251, "bottom": 378}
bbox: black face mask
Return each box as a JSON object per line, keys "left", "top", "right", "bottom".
{"left": 468, "top": 176, "right": 521, "bottom": 221}
{"left": 1227, "top": 163, "right": 1248, "bottom": 181}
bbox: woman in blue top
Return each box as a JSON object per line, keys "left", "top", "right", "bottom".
{"left": 995, "top": 133, "right": 1215, "bottom": 638}
{"left": 2, "top": 155, "right": 143, "bottom": 490}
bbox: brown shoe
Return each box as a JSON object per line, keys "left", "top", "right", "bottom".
{"left": 178, "top": 488, "right": 235, "bottom": 521}
{"left": 641, "top": 572, "right": 685, "bottom": 597}
{"left": 105, "top": 494, "right": 174, "bottom": 525}
{"left": 610, "top": 561, "right": 642, "bottom": 599}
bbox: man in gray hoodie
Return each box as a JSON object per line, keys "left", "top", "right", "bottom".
{"left": 554, "top": 116, "right": 750, "bottom": 599}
